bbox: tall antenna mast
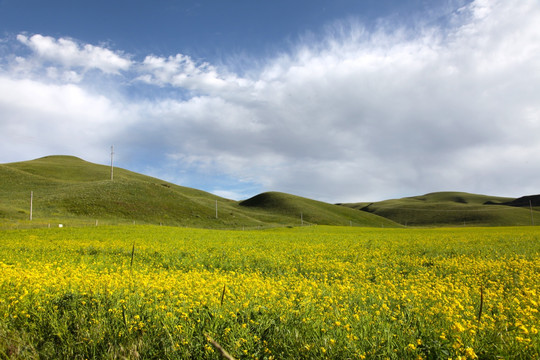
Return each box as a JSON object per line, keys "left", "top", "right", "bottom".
{"left": 110, "top": 145, "right": 114, "bottom": 181}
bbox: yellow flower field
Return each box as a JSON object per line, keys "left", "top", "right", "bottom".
{"left": 0, "top": 225, "right": 538, "bottom": 359}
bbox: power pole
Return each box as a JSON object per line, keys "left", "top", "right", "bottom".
{"left": 530, "top": 199, "right": 535, "bottom": 226}
{"left": 110, "top": 145, "right": 114, "bottom": 181}
{"left": 215, "top": 200, "right": 218, "bottom": 219}
{"left": 30, "top": 191, "right": 33, "bottom": 221}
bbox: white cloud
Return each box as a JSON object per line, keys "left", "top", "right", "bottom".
{"left": 1, "top": 0, "right": 540, "bottom": 202}
{"left": 0, "top": 75, "right": 131, "bottom": 163}
{"left": 150, "top": 0, "right": 540, "bottom": 201}
{"left": 137, "top": 54, "right": 249, "bottom": 94}
{"left": 45, "top": 67, "right": 83, "bottom": 83}
{"left": 17, "top": 34, "right": 131, "bottom": 74}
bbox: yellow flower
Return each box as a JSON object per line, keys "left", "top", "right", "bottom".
{"left": 518, "top": 325, "right": 528, "bottom": 334}
{"left": 464, "top": 347, "right": 477, "bottom": 359}
{"left": 452, "top": 322, "right": 466, "bottom": 333}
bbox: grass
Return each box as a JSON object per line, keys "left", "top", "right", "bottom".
{"left": 1, "top": 156, "right": 397, "bottom": 229}
{"left": 0, "top": 225, "right": 538, "bottom": 359}
{"left": 341, "top": 191, "right": 540, "bottom": 227}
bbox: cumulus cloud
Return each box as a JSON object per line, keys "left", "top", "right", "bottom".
{"left": 148, "top": 0, "right": 540, "bottom": 201}
{"left": 17, "top": 34, "right": 131, "bottom": 75}
{"left": 137, "top": 54, "right": 251, "bottom": 96}
{"left": 138, "top": 55, "right": 223, "bottom": 89}
{"left": 1, "top": 0, "right": 539, "bottom": 202}
{"left": 0, "top": 75, "right": 131, "bottom": 162}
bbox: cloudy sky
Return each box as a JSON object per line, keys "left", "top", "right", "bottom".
{"left": 0, "top": 0, "right": 539, "bottom": 202}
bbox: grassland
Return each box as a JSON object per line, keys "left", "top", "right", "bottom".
{"left": 3, "top": 156, "right": 539, "bottom": 229}
{"left": 0, "top": 225, "right": 538, "bottom": 359}
{"left": 0, "top": 156, "right": 397, "bottom": 229}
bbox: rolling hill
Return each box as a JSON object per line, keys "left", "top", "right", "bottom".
{"left": 239, "top": 192, "right": 397, "bottom": 227}
{"left": 0, "top": 155, "right": 397, "bottom": 228}
{"left": 2, "top": 156, "right": 537, "bottom": 228}
{"left": 340, "top": 191, "right": 539, "bottom": 227}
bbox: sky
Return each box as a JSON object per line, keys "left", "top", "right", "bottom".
{"left": 0, "top": 0, "right": 539, "bottom": 203}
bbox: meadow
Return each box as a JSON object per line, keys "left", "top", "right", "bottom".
{"left": 0, "top": 225, "right": 538, "bottom": 359}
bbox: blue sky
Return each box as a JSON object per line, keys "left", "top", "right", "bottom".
{"left": 1, "top": 1, "right": 439, "bottom": 57}
{"left": 1, "top": 0, "right": 539, "bottom": 202}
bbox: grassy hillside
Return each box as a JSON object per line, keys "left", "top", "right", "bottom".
{"left": 240, "top": 192, "right": 398, "bottom": 227}
{"left": 0, "top": 156, "right": 397, "bottom": 228}
{"left": 341, "top": 191, "right": 539, "bottom": 227}
{"left": 1, "top": 156, "right": 234, "bottom": 227}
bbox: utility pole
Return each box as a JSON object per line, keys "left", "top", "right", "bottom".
{"left": 215, "top": 200, "right": 218, "bottom": 219}
{"left": 30, "top": 191, "right": 33, "bottom": 221}
{"left": 530, "top": 199, "right": 535, "bottom": 226}
{"left": 110, "top": 146, "right": 114, "bottom": 181}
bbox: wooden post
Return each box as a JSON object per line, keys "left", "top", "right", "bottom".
{"left": 110, "top": 145, "right": 114, "bottom": 181}
{"left": 30, "top": 191, "right": 33, "bottom": 221}
{"left": 530, "top": 200, "right": 535, "bottom": 226}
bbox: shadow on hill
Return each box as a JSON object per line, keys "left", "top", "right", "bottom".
{"left": 495, "top": 195, "right": 540, "bottom": 208}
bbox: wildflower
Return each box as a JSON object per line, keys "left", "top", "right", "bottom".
{"left": 464, "top": 347, "right": 478, "bottom": 359}
{"left": 453, "top": 322, "right": 466, "bottom": 333}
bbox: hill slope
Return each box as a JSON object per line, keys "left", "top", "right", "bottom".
{"left": 0, "top": 156, "right": 397, "bottom": 228}
{"left": 0, "top": 156, "right": 239, "bottom": 227}
{"left": 240, "top": 192, "right": 398, "bottom": 227}
{"left": 341, "top": 191, "right": 539, "bottom": 227}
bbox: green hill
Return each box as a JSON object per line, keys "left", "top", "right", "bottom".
{"left": 239, "top": 191, "right": 398, "bottom": 227}
{"left": 0, "top": 156, "right": 397, "bottom": 229}
{"left": 0, "top": 156, "right": 236, "bottom": 228}
{"left": 341, "top": 191, "right": 539, "bottom": 227}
